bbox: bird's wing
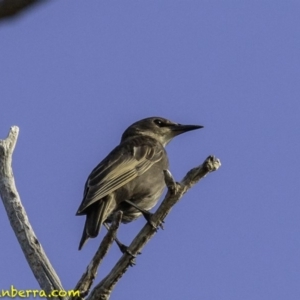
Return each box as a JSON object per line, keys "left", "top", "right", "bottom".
{"left": 76, "top": 142, "right": 164, "bottom": 214}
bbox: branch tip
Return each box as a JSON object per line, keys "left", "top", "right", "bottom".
{"left": 204, "top": 155, "right": 221, "bottom": 172}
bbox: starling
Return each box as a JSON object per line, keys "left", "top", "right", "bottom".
{"left": 76, "top": 117, "right": 203, "bottom": 250}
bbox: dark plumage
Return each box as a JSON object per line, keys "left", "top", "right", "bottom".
{"left": 76, "top": 117, "right": 203, "bottom": 250}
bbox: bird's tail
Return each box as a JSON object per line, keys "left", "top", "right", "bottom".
{"left": 78, "top": 197, "right": 114, "bottom": 250}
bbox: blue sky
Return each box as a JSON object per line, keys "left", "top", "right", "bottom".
{"left": 1, "top": 1, "right": 300, "bottom": 299}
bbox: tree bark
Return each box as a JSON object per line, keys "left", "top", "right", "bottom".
{"left": 0, "top": 127, "right": 66, "bottom": 300}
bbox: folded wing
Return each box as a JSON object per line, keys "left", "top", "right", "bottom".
{"left": 76, "top": 141, "right": 163, "bottom": 215}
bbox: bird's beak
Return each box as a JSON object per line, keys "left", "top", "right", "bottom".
{"left": 170, "top": 124, "right": 204, "bottom": 135}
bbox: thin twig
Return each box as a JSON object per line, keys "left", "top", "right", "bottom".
{"left": 74, "top": 211, "right": 123, "bottom": 298}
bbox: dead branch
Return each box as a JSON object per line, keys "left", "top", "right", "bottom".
{"left": 0, "top": 127, "right": 66, "bottom": 300}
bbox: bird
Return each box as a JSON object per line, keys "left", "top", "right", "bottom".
{"left": 76, "top": 117, "right": 203, "bottom": 250}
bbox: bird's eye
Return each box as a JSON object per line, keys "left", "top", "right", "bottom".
{"left": 154, "top": 119, "right": 163, "bottom": 127}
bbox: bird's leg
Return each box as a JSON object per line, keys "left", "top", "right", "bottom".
{"left": 103, "top": 223, "right": 130, "bottom": 254}
{"left": 103, "top": 223, "right": 140, "bottom": 266}
{"left": 124, "top": 200, "right": 164, "bottom": 230}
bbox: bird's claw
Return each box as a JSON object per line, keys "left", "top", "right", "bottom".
{"left": 158, "top": 219, "right": 164, "bottom": 230}
{"left": 142, "top": 211, "right": 154, "bottom": 225}
{"left": 126, "top": 249, "right": 142, "bottom": 267}
{"left": 118, "top": 242, "right": 141, "bottom": 256}
{"left": 143, "top": 212, "right": 165, "bottom": 231}
{"left": 121, "top": 248, "right": 137, "bottom": 266}
{"left": 126, "top": 249, "right": 136, "bottom": 258}
{"left": 129, "top": 258, "right": 136, "bottom": 267}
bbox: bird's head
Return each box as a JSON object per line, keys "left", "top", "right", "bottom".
{"left": 121, "top": 117, "right": 203, "bottom": 146}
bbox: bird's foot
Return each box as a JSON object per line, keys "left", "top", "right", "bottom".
{"left": 115, "top": 238, "right": 141, "bottom": 267}
{"left": 142, "top": 211, "right": 164, "bottom": 231}
{"left": 103, "top": 221, "right": 141, "bottom": 266}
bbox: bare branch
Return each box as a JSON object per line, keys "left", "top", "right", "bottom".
{"left": 74, "top": 211, "right": 123, "bottom": 298}
{"left": 87, "top": 155, "right": 221, "bottom": 300}
{"left": 0, "top": 127, "right": 66, "bottom": 300}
